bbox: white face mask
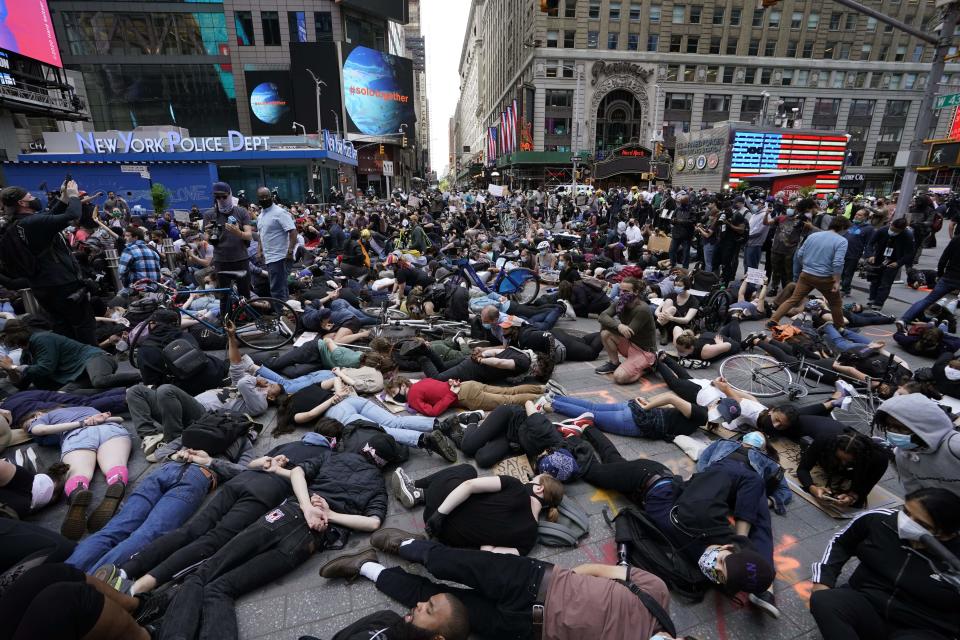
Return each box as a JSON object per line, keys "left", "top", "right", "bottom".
{"left": 31, "top": 473, "right": 56, "bottom": 510}
{"left": 945, "top": 366, "right": 960, "bottom": 381}
{"left": 897, "top": 510, "right": 932, "bottom": 541}
{"left": 707, "top": 406, "right": 722, "bottom": 423}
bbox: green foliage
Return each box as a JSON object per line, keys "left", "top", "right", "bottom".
{"left": 151, "top": 183, "right": 171, "bottom": 214}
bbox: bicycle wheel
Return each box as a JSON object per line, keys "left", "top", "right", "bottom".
{"left": 229, "top": 298, "right": 300, "bottom": 350}
{"left": 719, "top": 354, "right": 793, "bottom": 398}
{"left": 510, "top": 276, "right": 540, "bottom": 304}
{"left": 831, "top": 395, "right": 875, "bottom": 435}
{"left": 361, "top": 306, "right": 409, "bottom": 321}
{"left": 703, "top": 290, "right": 732, "bottom": 332}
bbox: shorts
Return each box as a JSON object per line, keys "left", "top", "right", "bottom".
{"left": 61, "top": 423, "right": 131, "bottom": 457}
{"left": 615, "top": 337, "right": 655, "bottom": 381}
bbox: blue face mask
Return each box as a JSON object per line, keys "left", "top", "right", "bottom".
{"left": 886, "top": 431, "right": 918, "bottom": 450}
{"left": 482, "top": 323, "right": 493, "bottom": 330}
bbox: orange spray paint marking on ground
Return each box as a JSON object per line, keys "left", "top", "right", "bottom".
{"left": 774, "top": 534, "right": 814, "bottom": 605}
{"left": 589, "top": 488, "right": 622, "bottom": 514}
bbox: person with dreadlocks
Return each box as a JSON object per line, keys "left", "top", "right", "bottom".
{"left": 795, "top": 427, "right": 889, "bottom": 508}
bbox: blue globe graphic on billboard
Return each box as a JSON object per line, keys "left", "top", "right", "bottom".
{"left": 250, "top": 82, "right": 289, "bottom": 125}
{"left": 343, "top": 46, "right": 411, "bottom": 135}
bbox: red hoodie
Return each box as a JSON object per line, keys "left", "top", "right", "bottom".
{"left": 407, "top": 377, "right": 457, "bottom": 416}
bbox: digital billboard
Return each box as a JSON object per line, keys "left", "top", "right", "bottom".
{"left": 290, "top": 42, "right": 343, "bottom": 135}
{"left": 244, "top": 71, "right": 294, "bottom": 135}
{"left": 337, "top": 0, "right": 408, "bottom": 24}
{"left": 728, "top": 131, "right": 847, "bottom": 193}
{"left": 342, "top": 44, "right": 416, "bottom": 137}
{"left": 0, "top": 0, "right": 62, "bottom": 68}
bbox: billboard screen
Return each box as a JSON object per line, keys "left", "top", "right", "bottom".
{"left": 290, "top": 42, "right": 343, "bottom": 135}
{"left": 342, "top": 44, "right": 416, "bottom": 137}
{"left": 728, "top": 131, "right": 847, "bottom": 193}
{"left": 337, "top": 0, "right": 407, "bottom": 23}
{"left": 0, "top": 0, "right": 62, "bottom": 68}
{"left": 245, "top": 71, "right": 294, "bottom": 134}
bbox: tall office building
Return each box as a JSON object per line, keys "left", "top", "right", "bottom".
{"left": 454, "top": 0, "right": 960, "bottom": 194}
{"left": 405, "top": 0, "right": 431, "bottom": 177}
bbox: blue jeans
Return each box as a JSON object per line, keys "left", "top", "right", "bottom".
{"left": 525, "top": 305, "right": 562, "bottom": 331}
{"left": 265, "top": 259, "right": 290, "bottom": 302}
{"left": 552, "top": 396, "right": 637, "bottom": 436}
{"left": 325, "top": 395, "right": 435, "bottom": 446}
{"left": 902, "top": 277, "right": 960, "bottom": 322}
{"left": 669, "top": 236, "right": 691, "bottom": 268}
{"left": 256, "top": 365, "right": 334, "bottom": 394}
{"left": 821, "top": 324, "right": 872, "bottom": 352}
{"left": 743, "top": 245, "right": 762, "bottom": 272}
{"left": 703, "top": 243, "right": 716, "bottom": 272}
{"left": 65, "top": 464, "right": 210, "bottom": 573}
{"left": 330, "top": 299, "right": 379, "bottom": 327}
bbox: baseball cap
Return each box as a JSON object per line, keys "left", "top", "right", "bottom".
{"left": 0, "top": 186, "right": 28, "bottom": 206}
{"left": 716, "top": 398, "right": 741, "bottom": 422}
{"left": 724, "top": 549, "right": 775, "bottom": 594}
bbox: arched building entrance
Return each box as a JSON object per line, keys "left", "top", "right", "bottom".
{"left": 594, "top": 89, "right": 644, "bottom": 160}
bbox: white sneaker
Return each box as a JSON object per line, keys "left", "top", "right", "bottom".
{"left": 835, "top": 379, "right": 860, "bottom": 398}
{"left": 533, "top": 395, "right": 551, "bottom": 412}
{"left": 561, "top": 299, "right": 576, "bottom": 319}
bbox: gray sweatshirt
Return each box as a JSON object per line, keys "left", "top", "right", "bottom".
{"left": 878, "top": 393, "right": 960, "bottom": 497}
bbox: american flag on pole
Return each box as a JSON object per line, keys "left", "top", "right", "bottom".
{"left": 502, "top": 111, "right": 509, "bottom": 154}
{"left": 510, "top": 99, "right": 519, "bottom": 152}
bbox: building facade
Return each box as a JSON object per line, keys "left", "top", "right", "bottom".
{"left": 454, "top": 0, "right": 960, "bottom": 194}
{"left": 405, "top": 0, "right": 431, "bottom": 177}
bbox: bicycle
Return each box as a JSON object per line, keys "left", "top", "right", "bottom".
{"left": 128, "top": 279, "right": 300, "bottom": 364}
{"left": 717, "top": 351, "right": 894, "bottom": 434}
{"left": 437, "top": 257, "right": 540, "bottom": 305}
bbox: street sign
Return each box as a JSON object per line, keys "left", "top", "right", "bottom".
{"left": 935, "top": 93, "right": 960, "bottom": 110}
{"left": 570, "top": 156, "right": 580, "bottom": 163}
{"left": 382, "top": 160, "right": 394, "bottom": 177}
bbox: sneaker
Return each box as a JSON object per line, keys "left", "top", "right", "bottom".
{"left": 835, "top": 379, "right": 860, "bottom": 398}
{"left": 318, "top": 547, "right": 379, "bottom": 581}
{"left": 740, "top": 332, "right": 764, "bottom": 350}
{"left": 748, "top": 591, "right": 781, "bottom": 619}
{"left": 545, "top": 379, "right": 567, "bottom": 396}
{"left": 422, "top": 430, "right": 458, "bottom": 463}
{"left": 93, "top": 563, "right": 127, "bottom": 591}
{"left": 559, "top": 412, "right": 594, "bottom": 430}
{"left": 390, "top": 467, "right": 424, "bottom": 508}
{"left": 533, "top": 395, "right": 552, "bottom": 413}
{"left": 145, "top": 445, "right": 168, "bottom": 464}
{"left": 894, "top": 319, "right": 906, "bottom": 334}
{"left": 134, "top": 590, "right": 172, "bottom": 625}
{"left": 435, "top": 415, "right": 459, "bottom": 436}
{"left": 61, "top": 489, "right": 93, "bottom": 541}
{"left": 456, "top": 410, "right": 484, "bottom": 425}
{"left": 561, "top": 299, "right": 576, "bottom": 319}
{"left": 595, "top": 361, "right": 618, "bottom": 375}
{"left": 140, "top": 434, "right": 164, "bottom": 455}
{"left": 557, "top": 423, "right": 583, "bottom": 438}
{"left": 370, "top": 527, "right": 425, "bottom": 555}
{"left": 893, "top": 279, "right": 906, "bottom": 285}
{"left": 87, "top": 482, "right": 126, "bottom": 533}
{"left": 14, "top": 447, "right": 38, "bottom": 475}
{"left": 445, "top": 421, "right": 465, "bottom": 449}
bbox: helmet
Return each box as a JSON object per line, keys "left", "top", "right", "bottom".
{"left": 537, "top": 241, "right": 550, "bottom": 251}
{"left": 361, "top": 229, "right": 371, "bottom": 239}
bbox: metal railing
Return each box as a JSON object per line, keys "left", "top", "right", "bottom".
{"left": 0, "top": 82, "right": 80, "bottom": 113}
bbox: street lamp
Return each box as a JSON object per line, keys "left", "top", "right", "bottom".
{"left": 330, "top": 111, "right": 340, "bottom": 138}
{"left": 292, "top": 121, "right": 307, "bottom": 136}
{"left": 760, "top": 91, "right": 771, "bottom": 127}
{"left": 305, "top": 69, "right": 326, "bottom": 136}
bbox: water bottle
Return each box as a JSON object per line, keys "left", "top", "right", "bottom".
{"left": 228, "top": 215, "right": 237, "bottom": 225}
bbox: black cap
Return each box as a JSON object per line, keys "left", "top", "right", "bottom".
{"left": 0, "top": 186, "right": 27, "bottom": 206}
{"left": 725, "top": 549, "right": 775, "bottom": 594}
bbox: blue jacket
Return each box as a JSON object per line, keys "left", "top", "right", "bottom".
{"left": 696, "top": 439, "right": 792, "bottom": 515}
{"left": 843, "top": 222, "right": 875, "bottom": 261}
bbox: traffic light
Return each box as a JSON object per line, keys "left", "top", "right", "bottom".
{"left": 402, "top": 135, "right": 408, "bottom": 148}
{"left": 379, "top": 144, "right": 385, "bottom": 156}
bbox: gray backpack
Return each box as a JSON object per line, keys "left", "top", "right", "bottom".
{"left": 537, "top": 498, "right": 590, "bottom": 547}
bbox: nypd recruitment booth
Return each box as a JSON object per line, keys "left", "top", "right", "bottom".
{"left": 4, "top": 126, "right": 359, "bottom": 213}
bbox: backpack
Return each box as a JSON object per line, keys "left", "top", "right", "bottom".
{"left": 162, "top": 338, "right": 209, "bottom": 378}
{"left": 537, "top": 498, "right": 590, "bottom": 547}
{"left": 188, "top": 324, "right": 228, "bottom": 350}
{"left": 0, "top": 222, "right": 41, "bottom": 278}
{"left": 611, "top": 506, "right": 710, "bottom": 602}
{"left": 181, "top": 411, "right": 258, "bottom": 456}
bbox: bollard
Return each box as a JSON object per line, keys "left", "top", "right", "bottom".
{"left": 17, "top": 288, "right": 40, "bottom": 315}
{"left": 103, "top": 247, "right": 124, "bottom": 292}
{"left": 162, "top": 238, "right": 178, "bottom": 270}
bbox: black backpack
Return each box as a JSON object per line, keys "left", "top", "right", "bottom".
{"left": 181, "top": 411, "right": 258, "bottom": 455}
{"left": 162, "top": 338, "right": 209, "bottom": 378}
{"left": 0, "top": 221, "right": 41, "bottom": 278}
{"left": 610, "top": 507, "right": 710, "bottom": 602}
{"left": 537, "top": 498, "right": 590, "bottom": 547}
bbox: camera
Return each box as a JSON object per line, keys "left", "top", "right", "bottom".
{"left": 208, "top": 222, "right": 223, "bottom": 246}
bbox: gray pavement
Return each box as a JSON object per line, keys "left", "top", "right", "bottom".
{"left": 12, "top": 228, "right": 957, "bottom": 640}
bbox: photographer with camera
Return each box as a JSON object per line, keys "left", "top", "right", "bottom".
{"left": 202, "top": 181, "right": 253, "bottom": 320}
{"left": 0, "top": 180, "right": 97, "bottom": 345}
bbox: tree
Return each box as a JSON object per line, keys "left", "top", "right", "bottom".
{"left": 151, "top": 183, "right": 171, "bottom": 214}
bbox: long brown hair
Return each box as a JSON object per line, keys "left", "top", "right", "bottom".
{"left": 539, "top": 475, "right": 565, "bottom": 523}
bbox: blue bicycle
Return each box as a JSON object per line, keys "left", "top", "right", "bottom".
{"left": 437, "top": 257, "right": 540, "bottom": 304}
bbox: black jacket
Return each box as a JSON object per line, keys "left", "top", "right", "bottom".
{"left": 299, "top": 451, "right": 388, "bottom": 525}
{"left": 332, "top": 610, "right": 406, "bottom": 640}
{"left": 571, "top": 281, "right": 611, "bottom": 317}
{"left": 938, "top": 235, "right": 960, "bottom": 282}
{"left": 337, "top": 420, "right": 410, "bottom": 464}
{"left": 15, "top": 196, "right": 82, "bottom": 288}
{"left": 138, "top": 325, "right": 228, "bottom": 396}
{"left": 811, "top": 509, "right": 960, "bottom": 637}
{"left": 872, "top": 228, "right": 913, "bottom": 266}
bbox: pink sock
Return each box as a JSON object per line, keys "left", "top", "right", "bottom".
{"left": 105, "top": 466, "right": 128, "bottom": 486}
{"left": 65, "top": 475, "right": 90, "bottom": 496}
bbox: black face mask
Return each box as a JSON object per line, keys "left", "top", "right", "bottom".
{"left": 258, "top": 199, "right": 273, "bottom": 209}
{"left": 756, "top": 412, "right": 774, "bottom": 434}
{"left": 526, "top": 483, "right": 547, "bottom": 505}
{"left": 26, "top": 199, "right": 42, "bottom": 212}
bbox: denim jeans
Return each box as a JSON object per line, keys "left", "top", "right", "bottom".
{"left": 821, "top": 324, "right": 872, "bottom": 352}
{"left": 868, "top": 266, "right": 898, "bottom": 307}
{"left": 551, "top": 396, "right": 637, "bottom": 435}
{"left": 669, "top": 236, "right": 691, "bottom": 268}
{"left": 325, "top": 395, "right": 435, "bottom": 446}
{"left": 702, "top": 243, "right": 716, "bottom": 273}
{"left": 159, "top": 502, "right": 316, "bottom": 640}
{"left": 902, "top": 277, "right": 960, "bottom": 322}
{"left": 330, "top": 299, "right": 379, "bottom": 327}
{"left": 255, "top": 365, "right": 334, "bottom": 394}
{"left": 265, "top": 259, "right": 290, "bottom": 303}
{"left": 524, "top": 305, "right": 562, "bottom": 331}
{"left": 66, "top": 464, "right": 209, "bottom": 573}
{"left": 743, "top": 245, "right": 763, "bottom": 272}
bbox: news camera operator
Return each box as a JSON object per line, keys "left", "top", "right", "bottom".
{"left": 0, "top": 180, "right": 97, "bottom": 345}
{"left": 202, "top": 181, "right": 254, "bottom": 320}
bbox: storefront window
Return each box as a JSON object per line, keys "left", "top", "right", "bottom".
{"left": 62, "top": 11, "right": 228, "bottom": 56}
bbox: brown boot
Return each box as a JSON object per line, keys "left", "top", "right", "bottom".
{"left": 318, "top": 547, "right": 378, "bottom": 581}
{"left": 61, "top": 489, "right": 92, "bottom": 541}
{"left": 370, "top": 528, "right": 424, "bottom": 555}
{"left": 87, "top": 482, "right": 126, "bottom": 533}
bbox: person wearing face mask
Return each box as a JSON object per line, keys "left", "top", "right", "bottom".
{"left": 875, "top": 393, "right": 960, "bottom": 497}
{"left": 596, "top": 277, "right": 657, "bottom": 384}
{"left": 202, "top": 182, "right": 254, "bottom": 320}
{"left": 764, "top": 200, "right": 806, "bottom": 297}
{"left": 866, "top": 217, "right": 912, "bottom": 310}
{"left": 810, "top": 488, "right": 960, "bottom": 640}
{"left": 900, "top": 231, "right": 960, "bottom": 326}
{"left": 795, "top": 428, "right": 888, "bottom": 508}
{"left": 840, "top": 209, "right": 876, "bottom": 296}
{"left": 695, "top": 431, "right": 793, "bottom": 515}
{"left": 253, "top": 186, "right": 297, "bottom": 303}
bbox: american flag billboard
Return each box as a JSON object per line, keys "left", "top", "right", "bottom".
{"left": 728, "top": 131, "right": 847, "bottom": 194}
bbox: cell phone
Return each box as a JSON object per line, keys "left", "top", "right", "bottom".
{"left": 820, "top": 492, "right": 842, "bottom": 503}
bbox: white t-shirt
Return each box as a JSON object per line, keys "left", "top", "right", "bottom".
{"left": 689, "top": 379, "right": 725, "bottom": 407}
{"left": 727, "top": 398, "right": 766, "bottom": 432}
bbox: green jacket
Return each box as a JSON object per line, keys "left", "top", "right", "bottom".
{"left": 598, "top": 301, "right": 657, "bottom": 352}
{"left": 22, "top": 332, "right": 105, "bottom": 388}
